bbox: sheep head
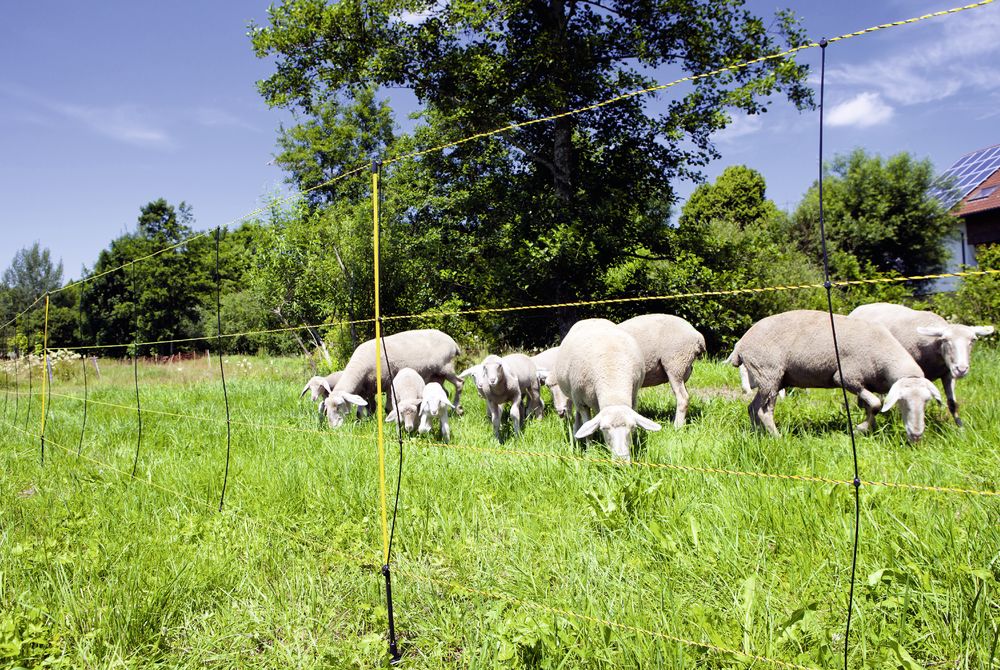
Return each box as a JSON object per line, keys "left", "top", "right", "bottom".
{"left": 575, "top": 405, "right": 661, "bottom": 462}
{"left": 323, "top": 391, "right": 368, "bottom": 427}
{"left": 917, "top": 324, "right": 994, "bottom": 379}
{"left": 881, "top": 377, "right": 941, "bottom": 442}
{"left": 386, "top": 400, "right": 421, "bottom": 433}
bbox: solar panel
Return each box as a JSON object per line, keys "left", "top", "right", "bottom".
{"left": 930, "top": 143, "right": 1000, "bottom": 209}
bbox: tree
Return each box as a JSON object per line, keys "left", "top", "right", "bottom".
{"left": 790, "top": 149, "right": 956, "bottom": 290}
{"left": 83, "top": 200, "right": 212, "bottom": 354}
{"left": 250, "top": 0, "right": 813, "bottom": 345}
{"left": 2, "top": 243, "right": 64, "bottom": 314}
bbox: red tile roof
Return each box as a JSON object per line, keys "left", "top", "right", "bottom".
{"left": 955, "top": 167, "right": 1000, "bottom": 217}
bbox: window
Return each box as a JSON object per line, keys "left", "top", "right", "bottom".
{"left": 970, "top": 185, "right": 998, "bottom": 201}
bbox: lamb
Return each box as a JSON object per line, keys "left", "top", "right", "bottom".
{"left": 617, "top": 313, "right": 705, "bottom": 428}
{"left": 727, "top": 310, "right": 941, "bottom": 442}
{"left": 418, "top": 382, "right": 455, "bottom": 442}
{"left": 849, "top": 302, "right": 993, "bottom": 426}
{"left": 384, "top": 367, "right": 426, "bottom": 433}
{"left": 323, "top": 329, "right": 463, "bottom": 428}
{"left": 459, "top": 353, "right": 543, "bottom": 442}
{"left": 300, "top": 371, "right": 345, "bottom": 415}
{"left": 554, "top": 319, "right": 661, "bottom": 461}
{"left": 530, "top": 347, "right": 569, "bottom": 417}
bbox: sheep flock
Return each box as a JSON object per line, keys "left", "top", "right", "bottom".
{"left": 300, "top": 306, "right": 993, "bottom": 460}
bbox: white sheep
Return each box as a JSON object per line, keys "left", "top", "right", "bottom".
{"left": 849, "top": 302, "right": 993, "bottom": 426}
{"left": 739, "top": 364, "right": 785, "bottom": 400}
{"left": 554, "top": 319, "right": 661, "bottom": 461}
{"left": 530, "top": 347, "right": 570, "bottom": 417}
{"left": 300, "top": 370, "right": 346, "bottom": 415}
{"left": 418, "top": 381, "right": 455, "bottom": 442}
{"left": 618, "top": 313, "right": 705, "bottom": 428}
{"left": 385, "top": 367, "right": 426, "bottom": 433}
{"left": 323, "top": 329, "right": 463, "bottom": 428}
{"left": 727, "top": 310, "right": 941, "bottom": 442}
{"left": 459, "top": 353, "right": 542, "bottom": 442}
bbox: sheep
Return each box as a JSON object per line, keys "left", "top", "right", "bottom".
{"left": 727, "top": 310, "right": 941, "bottom": 442}
{"left": 554, "top": 319, "right": 661, "bottom": 461}
{"left": 300, "top": 371, "right": 345, "bottom": 415}
{"left": 459, "top": 353, "right": 543, "bottom": 442}
{"left": 418, "top": 381, "right": 455, "bottom": 442}
{"left": 617, "top": 313, "right": 705, "bottom": 428}
{"left": 323, "top": 329, "right": 463, "bottom": 428}
{"left": 384, "top": 367, "right": 427, "bottom": 433}
{"left": 849, "top": 302, "right": 994, "bottom": 427}
{"left": 530, "top": 347, "right": 569, "bottom": 417}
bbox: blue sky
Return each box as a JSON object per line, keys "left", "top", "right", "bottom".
{"left": 2, "top": 0, "right": 998, "bottom": 282}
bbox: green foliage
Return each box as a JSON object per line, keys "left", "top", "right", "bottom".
{"left": 250, "top": 0, "right": 814, "bottom": 346}
{"left": 791, "top": 149, "right": 956, "bottom": 290}
{"left": 1, "top": 243, "right": 63, "bottom": 313}
{"left": 929, "top": 243, "right": 1000, "bottom": 328}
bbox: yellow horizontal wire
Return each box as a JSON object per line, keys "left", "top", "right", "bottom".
{"left": 38, "top": 267, "right": 1000, "bottom": 353}
{"left": 40, "top": 389, "right": 380, "bottom": 442}
{"left": 396, "top": 565, "right": 818, "bottom": 670}
{"left": 13, "top": 389, "right": 998, "bottom": 498}
{"left": 0, "top": 294, "right": 46, "bottom": 333}
{"left": 415, "top": 439, "right": 1000, "bottom": 498}
{"left": 382, "top": 0, "right": 995, "bottom": 167}
{"left": 380, "top": 268, "right": 1000, "bottom": 324}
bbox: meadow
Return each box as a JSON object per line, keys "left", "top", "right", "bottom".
{"left": 1, "top": 349, "right": 998, "bottom": 669}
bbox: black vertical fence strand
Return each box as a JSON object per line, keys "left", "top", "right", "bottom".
{"left": 816, "top": 40, "right": 863, "bottom": 670}
{"left": 78, "top": 286, "right": 89, "bottom": 458}
{"left": 129, "top": 261, "right": 143, "bottom": 479}
{"left": 215, "top": 227, "right": 233, "bottom": 512}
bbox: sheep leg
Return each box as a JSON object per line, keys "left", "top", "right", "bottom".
{"left": 488, "top": 401, "right": 503, "bottom": 442}
{"left": 438, "top": 407, "right": 451, "bottom": 443}
{"left": 942, "top": 374, "right": 961, "bottom": 426}
{"left": 510, "top": 398, "right": 523, "bottom": 437}
{"left": 749, "top": 389, "right": 779, "bottom": 436}
{"left": 441, "top": 370, "right": 465, "bottom": 416}
{"left": 667, "top": 371, "right": 690, "bottom": 428}
{"left": 854, "top": 389, "right": 881, "bottom": 433}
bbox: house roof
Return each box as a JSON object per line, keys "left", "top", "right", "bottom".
{"left": 954, "top": 167, "right": 1000, "bottom": 217}
{"left": 931, "top": 142, "right": 1000, "bottom": 209}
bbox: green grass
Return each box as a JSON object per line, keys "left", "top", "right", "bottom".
{"left": 1, "top": 349, "right": 998, "bottom": 668}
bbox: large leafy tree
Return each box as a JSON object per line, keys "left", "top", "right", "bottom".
{"left": 250, "top": 0, "right": 813, "bottom": 343}
{"left": 790, "top": 149, "right": 956, "bottom": 286}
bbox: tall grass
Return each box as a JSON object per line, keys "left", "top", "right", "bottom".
{"left": 1, "top": 350, "right": 997, "bottom": 668}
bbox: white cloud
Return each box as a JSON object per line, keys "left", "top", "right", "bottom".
{"left": 394, "top": 0, "right": 447, "bottom": 25}
{"left": 52, "top": 102, "right": 172, "bottom": 148}
{"left": 826, "top": 6, "right": 1000, "bottom": 106}
{"left": 827, "top": 92, "right": 894, "bottom": 128}
{"left": 191, "top": 107, "right": 258, "bottom": 132}
{"left": 716, "top": 112, "right": 764, "bottom": 143}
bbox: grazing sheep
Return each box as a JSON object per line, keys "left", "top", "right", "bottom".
{"left": 459, "top": 353, "right": 542, "bottom": 441}
{"left": 618, "top": 313, "right": 705, "bottom": 428}
{"left": 418, "top": 382, "right": 455, "bottom": 442}
{"left": 300, "top": 371, "right": 345, "bottom": 415}
{"left": 385, "top": 367, "right": 426, "bottom": 433}
{"left": 531, "top": 347, "right": 570, "bottom": 418}
{"left": 554, "top": 319, "right": 661, "bottom": 461}
{"left": 849, "top": 302, "right": 994, "bottom": 426}
{"left": 323, "top": 329, "right": 463, "bottom": 428}
{"left": 727, "top": 310, "right": 941, "bottom": 442}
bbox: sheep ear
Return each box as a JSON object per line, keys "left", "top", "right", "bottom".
{"left": 629, "top": 408, "right": 661, "bottom": 432}
{"left": 343, "top": 393, "right": 368, "bottom": 407}
{"left": 536, "top": 368, "right": 550, "bottom": 385}
{"left": 385, "top": 409, "right": 398, "bottom": 423}
{"left": 300, "top": 383, "right": 312, "bottom": 398}
{"left": 458, "top": 365, "right": 480, "bottom": 379}
{"left": 917, "top": 326, "right": 946, "bottom": 338}
{"left": 320, "top": 377, "right": 333, "bottom": 394}
{"left": 881, "top": 383, "right": 902, "bottom": 413}
{"left": 973, "top": 325, "right": 994, "bottom": 337}
{"left": 925, "top": 380, "right": 942, "bottom": 404}
{"left": 575, "top": 413, "right": 603, "bottom": 439}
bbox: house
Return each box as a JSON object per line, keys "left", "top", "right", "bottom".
{"left": 931, "top": 143, "right": 1000, "bottom": 291}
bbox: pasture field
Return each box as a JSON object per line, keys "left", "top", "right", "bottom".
{"left": 1, "top": 351, "right": 998, "bottom": 669}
